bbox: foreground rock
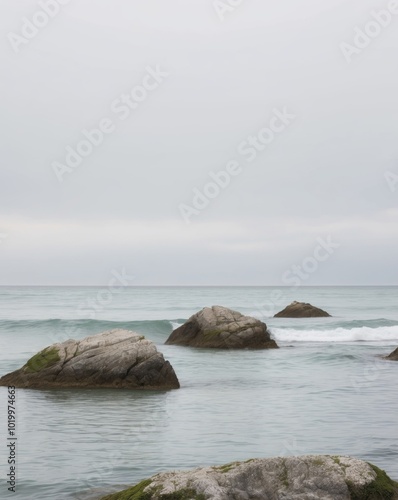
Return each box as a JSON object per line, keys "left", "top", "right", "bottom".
{"left": 275, "top": 301, "right": 331, "bottom": 318}
{"left": 385, "top": 347, "right": 398, "bottom": 361}
{"left": 100, "top": 455, "right": 398, "bottom": 500}
{"left": 166, "top": 306, "right": 278, "bottom": 349}
{"left": 0, "top": 330, "right": 180, "bottom": 390}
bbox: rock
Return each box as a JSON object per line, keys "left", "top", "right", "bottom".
{"left": 0, "top": 330, "right": 180, "bottom": 390}
{"left": 274, "top": 301, "right": 331, "bottom": 318}
{"left": 165, "top": 306, "right": 278, "bottom": 349}
{"left": 99, "top": 455, "right": 398, "bottom": 500}
{"left": 385, "top": 347, "right": 398, "bottom": 361}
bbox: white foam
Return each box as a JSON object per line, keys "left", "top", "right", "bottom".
{"left": 271, "top": 325, "right": 398, "bottom": 343}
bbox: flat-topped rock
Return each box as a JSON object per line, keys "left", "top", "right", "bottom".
{"left": 385, "top": 347, "right": 398, "bottom": 361}
{"left": 99, "top": 455, "right": 398, "bottom": 500}
{"left": 165, "top": 306, "right": 278, "bottom": 349}
{"left": 0, "top": 330, "right": 180, "bottom": 390}
{"left": 275, "top": 301, "right": 331, "bottom": 318}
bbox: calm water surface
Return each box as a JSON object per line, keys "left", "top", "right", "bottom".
{"left": 0, "top": 286, "right": 397, "bottom": 499}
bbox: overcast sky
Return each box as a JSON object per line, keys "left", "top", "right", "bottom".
{"left": 0, "top": 0, "right": 397, "bottom": 285}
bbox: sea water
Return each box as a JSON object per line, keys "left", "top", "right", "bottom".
{"left": 0, "top": 286, "right": 397, "bottom": 499}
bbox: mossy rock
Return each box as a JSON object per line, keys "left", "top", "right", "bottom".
{"left": 214, "top": 461, "right": 239, "bottom": 473}
{"left": 99, "top": 457, "right": 398, "bottom": 500}
{"left": 347, "top": 464, "right": 398, "bottom": 499}
{"left": 311, "top": 458, "right": 325, "bottom": 467}
{"left": 100, "top": 480, "right": 205, "bottom": 500}
{"left": 24, "top": 347, "right": 60, "bottom": 373}
{"left": 100, "top": 479, "right": 153, "bottom": 500}
{"left": 278, "top": 458, "right": 289, "bottom": 488}
{"left": 0, "top": 330, "right": 180, "bottom": 390}
{"left": 165, "top": 306, "right": 278, "bottom": 349}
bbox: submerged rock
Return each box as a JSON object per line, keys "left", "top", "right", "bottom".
{"left": 165, "top": 305, "right": 278, "bottom": 349}
{"left": 99, "top": 455, "right": 398, "bottom": 500}
{"left": 385, "top": 347, "right": 398, "bottom": 361}
{"left": 274, "top": 301, "right": 331, "bottom": 318}
{"left": 0, "top": 330, "right": 180, "bottom": 390}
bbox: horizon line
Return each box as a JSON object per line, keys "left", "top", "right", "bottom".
{"left": 0, "top": 284, "right": 397, "bottom": 288}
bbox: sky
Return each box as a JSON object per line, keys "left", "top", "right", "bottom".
{"left": 0, "top": 0, "right": 397, "bottom": 285}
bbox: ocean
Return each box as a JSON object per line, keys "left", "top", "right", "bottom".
{"left": 0, "top": 286, "right": 397, "bottom": 499}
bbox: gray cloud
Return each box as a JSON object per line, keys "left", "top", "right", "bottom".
{"left": 1, "top": 0, "right": 397, "bottom": 284}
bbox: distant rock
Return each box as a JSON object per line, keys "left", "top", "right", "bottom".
{"left": 99, "top": 455, "right": 398, "bottom": 500}
{"left": 165, "top": 306, "right": 278, "bottom": 349}
{"left": 274, "top": 301, "right": 331, "bottom": 318}
{"left": 385, "top": 347, "right": 398, "bottom": 361}
{"left": 0, "top": 330, "right": 180, "bottom": 390}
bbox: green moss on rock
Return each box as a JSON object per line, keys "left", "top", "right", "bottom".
{"left": 100, "top": 480, "right": 205, "bottom": 500}
{"left": 311, "top": 458, "right": 325, "bottom": 467}
{"left": 100, "top": 479, "right": 154, "bottom": 500}
{"left": 347, "top": 464, "right": 398, "bottom": 500}
{"left": 99, "top": 459, "right": 398, "bottom": 500}
{"left": 24, "top": 347, "right": 60, "bottom": 373}
{"left": 214, "top": 461, "right": 240, "bottom": 473}
{"left": 278, "top": 461, "right": 288, "bottom": 488}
